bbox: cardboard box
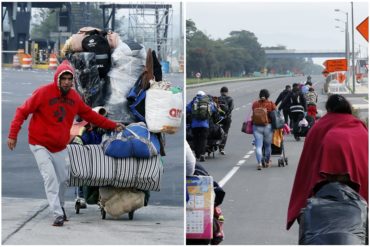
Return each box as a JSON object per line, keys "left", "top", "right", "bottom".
{"left": 186, "top": 175, "right": 214, "bottom": 239}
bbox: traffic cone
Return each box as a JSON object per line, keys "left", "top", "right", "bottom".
{"left": 12, "top": 54, "right": 21, "bottom": 69}
{"left": 48, "top": 54, "right": 58, "bottom": 70}
{"left": 21, "top": 54, "right": 32, "bottom": 69}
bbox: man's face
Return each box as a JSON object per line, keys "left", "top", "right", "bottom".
{"left": 59, "top": 73, "right": 73, "bottom": 95}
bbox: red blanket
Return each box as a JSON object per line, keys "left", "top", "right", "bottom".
{"left": 287, "top": 112, "right": 368, "bottom": 230}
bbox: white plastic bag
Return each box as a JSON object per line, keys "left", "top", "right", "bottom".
{"left": 145, "top": 81, "right": 183, "bottom": 134}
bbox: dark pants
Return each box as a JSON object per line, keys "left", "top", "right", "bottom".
{"left": 192, "top": 127, "right": 209, "bottom": 159}
{"left": 283, "top": 108, "right": 290, "bottom": 125}
{"left": 290, "top": 112, "right": 304, "bottom": 137}
{"left": 219, "top": 117, "right": 232, "bottom": 149}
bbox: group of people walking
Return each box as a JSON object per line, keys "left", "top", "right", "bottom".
{"left": 186, "top": 87, "right": 234, "bottom": 161}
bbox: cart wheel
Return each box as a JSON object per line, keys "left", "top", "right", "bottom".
{"left": 129, "top": 211, "right": 134, "bottom": 220}
{"left": 75, "top": 201, "right": 81, "bottom": 214}
{"left": 285, "top": 158, "right": 288, "bottom": 166}
{"left": 278, "top": 159, "right": 282, "bottom": 167}
{"left": 101, "top": 208, "right": 106, "bottom": 219}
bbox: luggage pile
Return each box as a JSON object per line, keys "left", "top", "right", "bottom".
{"left": 64, "top": 27, "right": 183, "bottom": 219}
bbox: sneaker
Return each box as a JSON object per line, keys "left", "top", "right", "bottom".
{"left": 219, "top": 149, "right": 225, "bottom": 155}
{"left": 52, "top": 216, "right": 64, "bottom": 227}
{"left": 200, "top": 155, "right": 206, "bottom": 162}
{"left": 294, "top": 136, "right": 301, "bottom": 141}
{"left": 257, "top": 164, "right": 262, "bottom": 170}
{"left": 61, "top": 207, "right": 68, "bottom": 222}
{"left": 265, "top": 160, "right": 272, "bottom": 168}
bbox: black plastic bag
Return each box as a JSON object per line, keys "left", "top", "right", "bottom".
{"left": 299, "top": 182, "right": 368, "bottom": 245}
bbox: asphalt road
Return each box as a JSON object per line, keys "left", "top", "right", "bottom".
{"left": 2, "top": 68, "right": 184, "bottom": 207}
{"left": 186, "top": 75, "right": 327, "bottom": 244}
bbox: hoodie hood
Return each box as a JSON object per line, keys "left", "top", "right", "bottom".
{"left": 53, "top": 60, "right": 75, "bottom": 91}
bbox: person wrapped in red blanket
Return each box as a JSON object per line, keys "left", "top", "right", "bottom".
{"left": 287, "top": 94, "right": 368, "bottom": 230}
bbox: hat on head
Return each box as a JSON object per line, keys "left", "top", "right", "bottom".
{"left": 197, "top": 90, "right": 206, "bottom": 96}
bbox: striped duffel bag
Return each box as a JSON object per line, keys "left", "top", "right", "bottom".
{"left": 67, "top": 144, "right": 163, "bottom": 191}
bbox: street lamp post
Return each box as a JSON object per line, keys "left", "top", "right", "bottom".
{"left": 335, "top": 9, "right": 350, "bottom": 90}
{"left": 351, "top": 2, "right": 356, "bottom": 94}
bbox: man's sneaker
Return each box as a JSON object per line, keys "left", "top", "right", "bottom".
{"left": 257, "top": 165, "right": 262, "bottom": 170}
{"left": 52, "top": 216, "right": 64, "bottom": 227}
{"left": 200, "top": 155, "right": 206, "bottom": 162}
{"left": 219, "top": 149, "right": 225, "bottom": 155}
{"left": 61, "top": 207, "right": 68, "bottom": 222}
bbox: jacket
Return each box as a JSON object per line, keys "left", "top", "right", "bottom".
{"left": 219, "top": 94, "right": 234, "bottom": 118}
{"left": 279, "top": 90, "right": 307, "bottom": 112}
{"left": 275, "top": 89, "right": 291, "bottom": 109}
{"left": 8, "top": 60, "right": 117, "bottom": 153}
{"left": 186, "top": 95, "right": 217, "bottom": 128}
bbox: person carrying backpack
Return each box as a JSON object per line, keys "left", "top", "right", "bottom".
{"left": 280, "top": 83, "right": 307, "bottom": 141}
{"left": 251, "top": 89, "right": 277, "bottom": 170}
{"left": 217, "top": 86, "right": 234, "bottom": 155}
{"left": 186, "top": 91, "right": 217, "bottom": 162}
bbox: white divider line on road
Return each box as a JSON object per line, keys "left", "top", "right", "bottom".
{"left": 234, "top": 107, "right": 240, "bottom": 111}
{"left": 247, "top": 150, "right": 254, "bottom": 155}
{"left": 237, "top": 160, "right": 246, "bottom": 166}
{"left": 218, "top": 167, "right": 240, "bottom": 188}
{"left": 218, "top": 149, "right": 254, "bottom": 187}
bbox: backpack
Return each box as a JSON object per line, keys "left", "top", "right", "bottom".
{"left": 217, "top": 96, "right": 229, "bottom": 116}
{"left": 252, "top": 102, "right": 269, "bottom": 126}
{"left": 305, "top": 91, "right": 317, "bottom": 104}
{"left": 81, "top": 30, "right": 111, "bottom": 78}
{"left": 191, "top": 96, "right": 211, "bottom": 120}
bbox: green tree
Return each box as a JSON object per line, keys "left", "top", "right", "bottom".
{"left": 224, "top": 30, "right": 266, "bottom": 74}
{"left": 30, "top": 9, "right": 57, "bottom": 39}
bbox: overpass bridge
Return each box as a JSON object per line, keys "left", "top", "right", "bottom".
{"left": 265, "top": 49, "right": 349, "bottom": 59}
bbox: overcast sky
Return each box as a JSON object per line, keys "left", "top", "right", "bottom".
{"left": 186, "top": 1, "right": 368, "bottom": 63}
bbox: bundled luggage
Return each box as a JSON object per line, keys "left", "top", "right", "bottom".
{"left": 65, "top": 26, "right": 183, "bottom": 220}
{"left": 299, "top": 182, "right": 368, "bottom": 245}
{"left": 294, "top": 115, "right": 315, "bottom": 137}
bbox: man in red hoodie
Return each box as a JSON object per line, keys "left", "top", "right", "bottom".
{"left": 7, "top": 60, "right": 124, "bottom": 227}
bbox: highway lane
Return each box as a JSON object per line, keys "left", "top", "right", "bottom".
{"left": 186, "top": 75, "right": 326, "bottom": 244}
{"left": 2, "top": 68, "right": 184, "bottom": 207}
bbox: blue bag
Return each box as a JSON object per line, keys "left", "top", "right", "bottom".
{"left": 103, "top": 122, "right": 159, "bottom": 158}
{"left": 126, "top": 75, "right": 146, "bottom": 122}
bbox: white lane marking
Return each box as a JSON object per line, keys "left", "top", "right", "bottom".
{"left": 237, "top": 160, "right": 246, "bottom": 166}
{"left": 218, "top": 150, "right": 254, "bottom": 187}
{"left": 234, "top": 107, "right": 240, "bottom": 111}
{"left": 247, "top": 150, "right": 254, "bottom": 155}
{"left": 218, "top": 167, "right": 240, "bottom": 188}
{"left": 2, "top": 92, "right": 13, "bottom": 94}
{"left": 243, "top": 154, "right": 250, "bottom": 159}
{"left": 21, "top": 82, "right": 32, "bottom": 85}
{"left": 247, "top": 102, "right": 252, "bottom": 105}
{"left": 2, "top": 99, "right": 11, "bottom": 102}
{"left": 242, "top": 105, "right": 247, "bottom": 108}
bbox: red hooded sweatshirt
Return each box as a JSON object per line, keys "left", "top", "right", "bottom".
{"left": 286, "top": 112, "right": 368, "bottom": 230}
{"left": 8, "top": 60, "right": 117, "bottom": 153}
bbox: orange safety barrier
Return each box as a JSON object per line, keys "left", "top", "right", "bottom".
{"left": 21, "top": 54, "right": 32, "bottom": 69}
{"left": 48, "top": 54, "right": 58, "bottom": 70}
{"left": 12, "top": 54, "right": 21, "bottom": 69}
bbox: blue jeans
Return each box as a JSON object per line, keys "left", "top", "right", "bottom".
{"left": 253, "top": 124, "right": 273, "bottom": 164}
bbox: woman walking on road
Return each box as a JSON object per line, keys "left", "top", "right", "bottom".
{"left": 287, "top": 94, "right": 368, "bottom": 230}
{"left": 251, "top": 89, "right": 276, "bottom": 170}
